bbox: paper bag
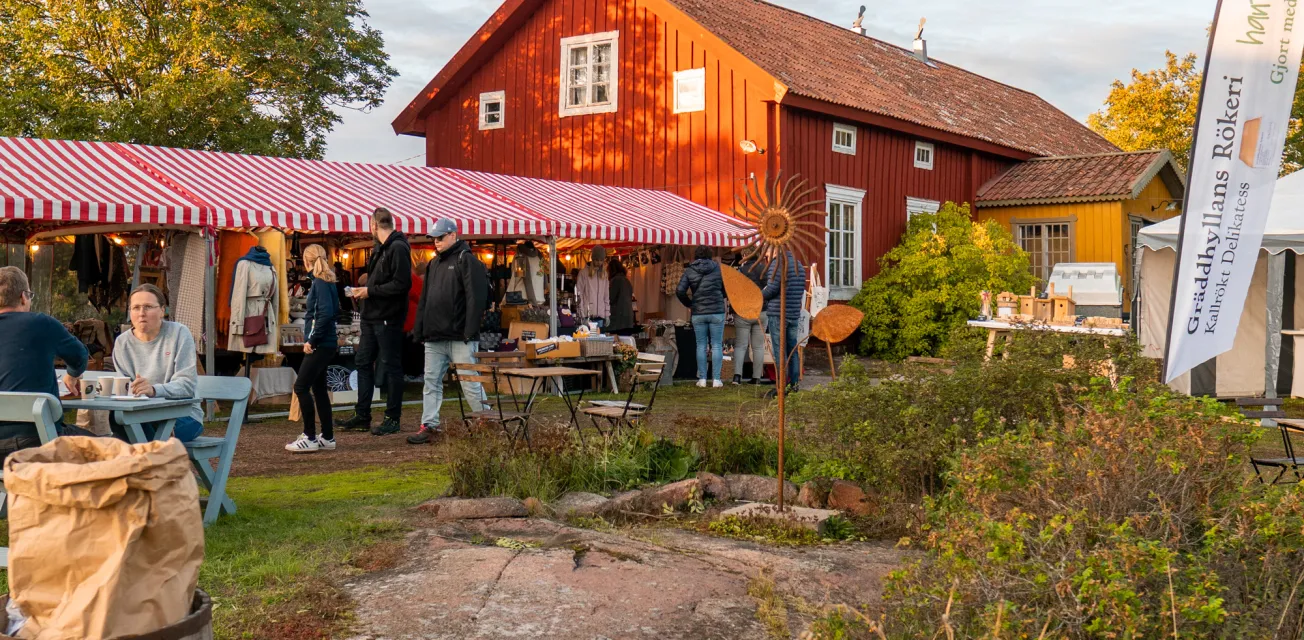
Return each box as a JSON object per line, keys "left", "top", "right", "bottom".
{"left": 4, "top": 437, "right": 204, "bottom": 640}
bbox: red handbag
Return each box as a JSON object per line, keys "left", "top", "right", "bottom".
{"left": 242, "top": 298, "right": 271, "bottom": 347}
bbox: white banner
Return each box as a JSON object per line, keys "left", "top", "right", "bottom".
{"left": 1165, "top": 0, "right": 1304, "bottom": 383}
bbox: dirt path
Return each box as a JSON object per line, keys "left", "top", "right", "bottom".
{"left": 341, "top": 518, "right": 907, "bottom": 640}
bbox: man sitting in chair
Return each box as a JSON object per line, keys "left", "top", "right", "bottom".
{"left": 0, "top": 266, "right": 91, "bottom": 459}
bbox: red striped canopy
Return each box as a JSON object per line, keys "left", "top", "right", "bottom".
{"left": 0, "top": 137, "right": 751, "bottom": 246}
{"left": 449, "top": 169, "right": 749, "bottom": 247}
{"left": 0, "top": 137, "right": 207, "bottom": 225}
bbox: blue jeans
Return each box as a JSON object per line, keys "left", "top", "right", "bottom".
{"left": 692, "top": 314, "right": 726, "bottom": 381}
{"left": 422, "top": 341, "right": 486, "bottom": 427}
{"left": 768, "top": 314, "right": 801, "bottom": 388}
{"left": 111, "top": 416, "right": 204, "bottom": 443}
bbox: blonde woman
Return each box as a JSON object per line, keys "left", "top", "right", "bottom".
{"left": 287, "top": 245, "right": 341, "bottom": 453}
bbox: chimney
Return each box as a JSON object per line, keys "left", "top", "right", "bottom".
{"left": 913, "top": 17, "right": 929, "bottom": 63}
{"left": 850, "top": 5, "right": 866, "bottom": 36}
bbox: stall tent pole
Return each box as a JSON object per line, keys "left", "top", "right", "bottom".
{"left": 1266, "top": 252, "right": 1287, "bottom": 401}
{"left": 205, "top": 230, "right": 218, "bottom": 421}
{"left": 548, "top": 236, "right": 559, "bottom": 338}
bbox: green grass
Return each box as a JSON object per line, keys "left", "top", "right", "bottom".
{"left": 0, "top": 464, "right": 448, "bottom": 639}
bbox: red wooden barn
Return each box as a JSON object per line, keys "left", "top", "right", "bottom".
{"left": 392, "top": 0, "right": 1118, "bottom": 300}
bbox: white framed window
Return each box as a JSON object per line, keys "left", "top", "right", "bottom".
{"left": 1015, "top": 220, "right": 1075, "bottom": 282}
{"left": 479, "top": 91, "right": 505, "bottom": 130}
{"left": 673, "top": 68, "right": 706, "bottom": 114}
{"left": 559, "top": 31, "right": 620, "bottom": 117}
{"left": 914, "top": 141, "right": 935, "bottom": 170}
{"left": 825, "top": 184, "right": 867, "bottom": 300}
{"left": 906, "top": 197, "right": 941, "bottom": 220}
{"left": 832, "top": 123, "right": 857, "bottom": 155}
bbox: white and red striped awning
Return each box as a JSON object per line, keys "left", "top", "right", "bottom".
{"left": 449, "top": 169, "right": 749, "bottom": 247}
{"left": 0, "top": 137, "right": 751, "bottom": 247}
{"left": 0, "top": 137, "right": 208, "bottom": 226}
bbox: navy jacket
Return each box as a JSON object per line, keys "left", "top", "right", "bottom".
{"left": 304, "top": 277, "right": 340, "bottom": 349}
{"left": 762, "top": 255, "right": 807, "bottom": 321}
{"left": 676, "top": 259, "right": 727, "bottom": 316}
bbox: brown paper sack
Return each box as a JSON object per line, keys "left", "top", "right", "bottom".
{"left": 3, "top": 437, "right": 204, "bottom": 640}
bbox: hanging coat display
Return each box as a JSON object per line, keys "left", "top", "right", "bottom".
{"left": 507, "top": 242, "right": 546, "bottom": 304}
{"left": 227, "top": 247, "right": 280, "bottom": 354}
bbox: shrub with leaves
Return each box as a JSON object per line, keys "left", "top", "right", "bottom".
{"left": 877, "top": 383, "right": 1304, "bottom": 638}
{"left": 851, "top": 202, "right": 1034, "bottom": 360}
{"left": 791, "top": 330, "right": 1154, "bottom": 505}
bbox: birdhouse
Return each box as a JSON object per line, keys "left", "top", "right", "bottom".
{"left": 996, "top": 292, "right": 1019, "bottom": 318}
{"left": 1048, "top": 283, "right": 1077, "bottom": 324}
{"left": 1019, "top": 286, "right": 1037, "bottom": 317}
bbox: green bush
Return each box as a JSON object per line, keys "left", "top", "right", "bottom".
{"left": 877, "top": 383, "right": 1304, "bottom": 638}
{"left": 790, "top": 330, "right": 1154, "bottom": 504}
{"left": 670, "top": 416, "right": 805, "bottom": 477}
{"left": 851, "top": 202, "right": 1035, "bottom": 360}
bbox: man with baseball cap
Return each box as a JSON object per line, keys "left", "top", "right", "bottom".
{"left": 409, "top": 218, "right": 491, "bottom": 444}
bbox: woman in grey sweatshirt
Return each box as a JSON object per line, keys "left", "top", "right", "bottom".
{"left": 113, "top": 284, "right": 203, "bottom": 442}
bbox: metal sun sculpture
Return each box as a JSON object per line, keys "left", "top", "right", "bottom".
{"left": 730, "top": 173, "right": 828, "bottom": 512}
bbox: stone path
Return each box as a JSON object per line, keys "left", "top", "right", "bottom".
{"left": 342, "top": 518, "right": 907, "bottom": 639}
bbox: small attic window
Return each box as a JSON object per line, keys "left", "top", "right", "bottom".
{"left": 914, "top": 141, "right": 935, "bottom": 170}
{"left": 479, "top": 91, "right": 505, "bottom": 130}
{"left": 673, "top": 68, "right": 706, "bottom": 114}
{"left": 832, "top": 123, "right": 857, "bottom": 155}
{"left": 560, "top": 31, "right": 620, "bottom": 117}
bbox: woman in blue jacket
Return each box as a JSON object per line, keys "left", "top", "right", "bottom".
{"left": 677, "top": 246, "right": 727, "bottom": 388}
{"left": 287, "top": 244, "right": 341, "bottom": 453}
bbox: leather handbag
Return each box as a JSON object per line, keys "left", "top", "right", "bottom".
{"left": 242, "top": 297, "right": 272, "bottom": 347}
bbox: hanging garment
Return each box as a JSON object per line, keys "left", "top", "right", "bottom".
{"left": 216, "top": 231, "right": 259, "bottom": 344}
{"left": 70, "top": 235, "right": 110, "bottom": 294}
{"left": 173, "top": 233, "right": 208, "bottom": 354}
{"left": 507, "top": 253, "right": 545, "bottom": 304}
{"left": 228, "top": 258, "right": 279, "bottom": 354}
{"left": 256, "top": 229, "right": 291, "bottom": 326}
{"left": 575, "top": 264, "right": 610, "bottom": 320}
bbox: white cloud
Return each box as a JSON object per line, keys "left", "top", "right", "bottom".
{"left": 325, "top": 0, "right": 1219, "bottom": 163}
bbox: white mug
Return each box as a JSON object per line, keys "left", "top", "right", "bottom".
{"left": 80, "top": 379, "right": 98, "bottom": 400}
{"left": 111, "top": 377, "right": 131, "bottom": 397}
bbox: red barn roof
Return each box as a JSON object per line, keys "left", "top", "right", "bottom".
{"left": 976, "top": 150, "right": 1186, "bottom": 207}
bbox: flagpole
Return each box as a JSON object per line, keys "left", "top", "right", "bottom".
{"left": 1161, "top": 0, "right": 1226, "bottom": 382}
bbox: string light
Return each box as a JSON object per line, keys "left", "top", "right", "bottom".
{"left": 28, "top": 244, "right": 38, "bottom": 254}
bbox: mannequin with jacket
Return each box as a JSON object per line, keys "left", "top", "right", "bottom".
{"left": 228, "top": 246, "right": 279, "bottom": 354}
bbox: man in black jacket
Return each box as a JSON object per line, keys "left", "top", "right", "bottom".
{"left": 341, "top": 208, "right": 412, "bottom": 435}
{"left": 408, "top": 219, "right": 490, "bottom": 445}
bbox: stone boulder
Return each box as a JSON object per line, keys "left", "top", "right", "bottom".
{"left": 798, "top": 481, "right": 829, "bottom": 509}
{"left": 551, "top": 492, "right": 611, "bottom": 518}
{"left": 827, "top": 480, "right": 873, "bottom": 516}
{"left": 600, "top": 490, "right": 644, "bottom": 516}
{"left": 417, "top": 497, "right": 529, "bottom": 521}
{"left": 637, "top": 478, "right": 701, "bottom": 513}
{"left": 523, "top": 497, "right": 546, "bottom": 517}
{"left": 724, "top": 474, "right": 798, "bottom": 504}
{"left": 696, "top": 472, "right": 731, "bottom": 501}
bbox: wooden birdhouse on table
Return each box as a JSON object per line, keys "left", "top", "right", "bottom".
{"left": 1048, "top": 283, "right": 1076, "bottom": 325}
{"left": 996, "top": 292, "right": 1019, "bottom": 319}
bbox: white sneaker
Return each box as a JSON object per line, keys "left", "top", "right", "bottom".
{"left": 697, "top": 379, "right": 708, "bottom": 388}
{"left": 317, "top": 437, "right": 337, "bottom": 451}
{"left": 286, "top": 434, "right": 320, "bottom": 453}
{"left": 712, "top": 380, "right": 724, "bottom": 388}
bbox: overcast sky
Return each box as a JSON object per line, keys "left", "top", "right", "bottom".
{"left": 323, "top": 0, "right": 1219, "bottom": 165}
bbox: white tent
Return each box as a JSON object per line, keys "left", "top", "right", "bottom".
{"left": 1137, "top": 170, "right": 1304, "bottom": 397}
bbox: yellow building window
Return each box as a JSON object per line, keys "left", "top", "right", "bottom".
{"left": 1016, "top": 222, "right": 1072, "bottom": 282}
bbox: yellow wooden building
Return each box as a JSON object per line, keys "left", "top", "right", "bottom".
{"left": 974, "top": 150, "right": 1186, "bottom": 314}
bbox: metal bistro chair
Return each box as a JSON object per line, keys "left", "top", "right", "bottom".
{"left": 451, "top": 364, "right": 530, "bottom": 446}
{"left": 0, "top": 391, "right": 64, "bottom": 567}
{"left": 1244, "top": 398, "right": 1301, "bottom": 485}
{"left": 581, "top": 353, "right": 665, "bottom": 437}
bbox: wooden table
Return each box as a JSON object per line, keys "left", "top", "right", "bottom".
{"left": 62, "top": 397, "right": 198, "bottom": 444}
{"left": 967, "top": 320, "right": 1129, "bottom": 360}
{"left": 499, "top": 367, "right": 602, "bottom": 441}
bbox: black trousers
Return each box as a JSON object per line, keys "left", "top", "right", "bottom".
{"left": 295, "top": 346, "right": 337, "bottom": 439}
{"left": 355, "top": 320, "right": 405, "bottom": 421}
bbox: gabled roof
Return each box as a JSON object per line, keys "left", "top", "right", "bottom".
{"left": 975, "top": 150, "right": 1187, "bottom": 207}
{"left": 664, "top": 0, "right": 1115, "bottom": 158}
{"left": 394, "top": 0, "right": 1117, "bottom": 159}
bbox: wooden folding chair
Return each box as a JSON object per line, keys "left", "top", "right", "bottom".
{"left": 189, "top": 376, "right": 252, "bottom": 525}
{"left": 0, "top": 392, "right": 63, "bottom": 567}
{"left": 581, "top": 353, "right": 665, "bottom": 437}
{"left": 452, "top": 364, "right": 530, "bottom": 446}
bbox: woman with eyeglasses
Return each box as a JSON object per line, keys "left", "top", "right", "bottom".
{"left": 111, "top": 283, "right": 204, "bottom": 442}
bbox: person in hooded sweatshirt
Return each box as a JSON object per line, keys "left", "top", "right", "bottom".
{"left": 677, "top": 246, "right": 727, "bottom": 388}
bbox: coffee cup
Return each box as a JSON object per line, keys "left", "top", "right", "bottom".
{"left": 80, "top": 379, "right": 98, "bottom": 400}
{"left": 111, "top": 377, "right": 131, "bottom": 397}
